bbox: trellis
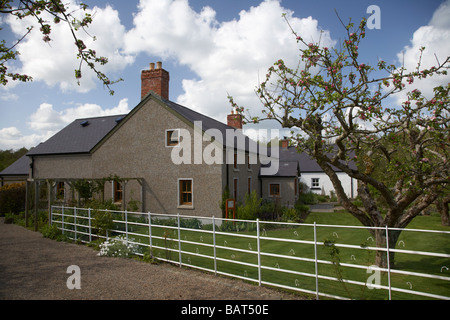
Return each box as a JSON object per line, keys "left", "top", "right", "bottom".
{"left": 25, "top": 177, "right": 145, "bottom": 230}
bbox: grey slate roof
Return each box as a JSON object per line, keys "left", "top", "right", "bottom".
{"left": 0, "top": 154, "right": 29, "bottom": 176}
{"left": 279, "top": 146, "right": 357, "bottom": 173}
{"left": 260, "top": 146, "right": 357, "bottom": 177}
{"left": 260, "top": 160, "right": 299, "bottom": 177}
{"left": 27, "top": 114, "right": 125, "bottom": 156}
{"left": 164, "top": 99, "right": 265, "bottom": 153}
{"left": 25, "top": 94, "right": 262, "bottom": 157}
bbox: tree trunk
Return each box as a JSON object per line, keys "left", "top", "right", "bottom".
{"left": 436, "top": 197, "right": 450, "bottom": 227}
{"left": 374, "top": 228, "right": 401, "bottom": 268}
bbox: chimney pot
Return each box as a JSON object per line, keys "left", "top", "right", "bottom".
{"left": 156, "top": 61, "right": 162, "bottom": 69}
{"left": 149, "top": 62, "right": 155, "bottom": 70}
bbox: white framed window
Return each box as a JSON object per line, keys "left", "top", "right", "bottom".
{"left": 165, "top": 129, "right": 180, "bottom": 147}
{"left": 311, "top": 178, "right": 320, "bottom": 188}
{"left": 178, "top": 178, "right": 193, "bottom": 208}
{"left": 114, "top": 181, "right": 123, "bottom": 202}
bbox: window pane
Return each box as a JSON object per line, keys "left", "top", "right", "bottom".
{"left": 179, "top": 180, "right": 192, "bottom": 205}
{"left": 270, "top": 184, "right": 280, "bottom": 196}
{"left": 167, "top": 130, "right": 179, "bottom": 146}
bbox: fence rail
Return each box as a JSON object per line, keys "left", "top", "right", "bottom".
{"left": 50, "top": 205, "right": 450, "bottom": 300}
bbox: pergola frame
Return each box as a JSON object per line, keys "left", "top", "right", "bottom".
{"left": 25, "top": 177, "right": 145, "bottom": 230}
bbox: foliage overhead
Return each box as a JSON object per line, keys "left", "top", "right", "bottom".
{"left": 230, "top": 14, "right": 449, "bottom": 240}
{"left": 0, "top": 0, "right": 121, "bottom": 94}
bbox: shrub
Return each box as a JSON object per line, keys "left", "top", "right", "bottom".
{"left": 281, "top": 207, "right": 299, "bottom": 222}
{"left": 297, "top": 191, "right": 318, "bottom": 205}
{"left": 3, "top": 212, "right": 15, "bottom": 224}
{"left": 41, "top": 223, "right": 67, "bottom": 241}
{"left": 237, "top": 191, "right": 262, "bottom": 220}
{"left": 181, "top": 218, "right": 203, "bottom": 229}
{"left": 0, "top": 182, "right": 26, "bottom": 214}
{"left": 91, "top": 209, "right": 114, "bottom": 237}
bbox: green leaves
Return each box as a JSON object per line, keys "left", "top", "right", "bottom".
{"left": 229, "top": 13, "right": 450, "bottom": 235}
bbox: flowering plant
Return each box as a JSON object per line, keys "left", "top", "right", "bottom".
{"left": 97, "top": 235, "right": 138, "bottom": 258}
{"left": 231, "top": 14, "right": 449, "bottom": 268}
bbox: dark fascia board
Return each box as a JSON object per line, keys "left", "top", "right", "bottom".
{"left": 27, "top": 152, "right": 91, "bottom": 157}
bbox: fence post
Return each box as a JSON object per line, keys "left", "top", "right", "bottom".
{"left": 386, "top": 225, "right": 392, "bottom": 300}
{"left": 213, "top": 216, "right": 217, "bottom": 275}
{"left": 88, "top": 208, "right": 92, "bottom": 243}
{"left": 148, "top": 212, "right": 153, "bottom": 255}
{"left": 177, "top": 213, "right": 182, "bottom": 267}
{"left": 50, "top": 206, "right": 53, "bottom": 225}
{"left": 62, "top": 206, "right": 65, "bottom": 235}
{"left": 74, "top": 206, "right": 77, "bottom": 241}
{"left": 125, "top": 210, "right": 128, "bottom": 243}
{"left": 257, "top": 219, "right": 261, "bottom": 286}
{"left": 105, "top": 209, "right": 109, "bottom": 240}
{"left": 314, "top": 222, "right": 319, "bottom": 300}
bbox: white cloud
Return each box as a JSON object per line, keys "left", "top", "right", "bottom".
{"left": 0, "top": 127, "right": 43, "bottom": 150}
{"left": 392, "top": 0, "right": 450, "bottom": 104}
{"left": 0, "top": 99, "right": 130, "bottom": 150}
{"left": 0, "top": 92, "right": 18, "bottom": 101}
{"left": 124, "top": 0, "right": 335, "bottom": 129}
{"left": 5, "top": 1, "right": 134, "bottom": 93}
{"left": 28, "top": 98, "right": 130, "bottom": 131}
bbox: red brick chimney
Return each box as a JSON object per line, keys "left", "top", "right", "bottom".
{"left": 281, "top": 138, "right": 289, "bottom": 148}
{"left": 141, "top": 61, "right": 170, "bottom": 100}
{"left": 227, "top": 109, "right": 243, "bottom": 129}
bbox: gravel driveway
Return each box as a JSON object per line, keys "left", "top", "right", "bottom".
{"left": 0, "top": 218, "right": 303, "bottom": 301}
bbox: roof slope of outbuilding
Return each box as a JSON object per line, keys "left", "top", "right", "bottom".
{"left": 0, "top": 154, "right": 30, "bottom": 176}
{"left": 27, "top": 115, "right": 125, "bottom": 156}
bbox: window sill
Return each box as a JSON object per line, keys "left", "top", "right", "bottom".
{"left": 177, "top": 205, "right": 194, "bottom": 210}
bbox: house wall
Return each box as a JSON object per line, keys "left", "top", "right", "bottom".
{"left": 224, "top": 149, "right": 261, "bottom": 206}
{"left": 32, "top": 154, "right": 93, "bottom": 180}
{"left": 91, "top": 97, "right": 224, "bottom": 217}
{"left": 299, "top": 172, "right": 357, "bottom": 198}
{"left": 261, "top": 176, "right": 298, "bottom": 208}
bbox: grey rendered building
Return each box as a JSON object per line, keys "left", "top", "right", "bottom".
{"left": 21, "top": 62, "right": 355, "bottom": 218}
{"left": 26, "top": 63, "right": 268, "bottom": 217}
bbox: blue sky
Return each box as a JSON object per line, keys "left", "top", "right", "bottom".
{"left": 0, "top": 0, "right": 449, "bottom": 149}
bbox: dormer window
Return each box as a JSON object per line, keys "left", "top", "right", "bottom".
{"left": 166, "top": 129, "right": 180, "bottom": 147}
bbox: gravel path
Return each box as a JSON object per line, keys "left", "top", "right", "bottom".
{"left": 0, "top": 218, "right": 304, "bottom": 300}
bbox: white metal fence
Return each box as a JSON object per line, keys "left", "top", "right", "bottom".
{"left": 50, "top": 205, "right": 450, "bottom": 300}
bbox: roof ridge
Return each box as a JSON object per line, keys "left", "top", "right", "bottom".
{"left": 164, "top": 99, "right": 234, "bottom": 130}
{"left": 74, "top": 113, "right": 128, "bottom": 121}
